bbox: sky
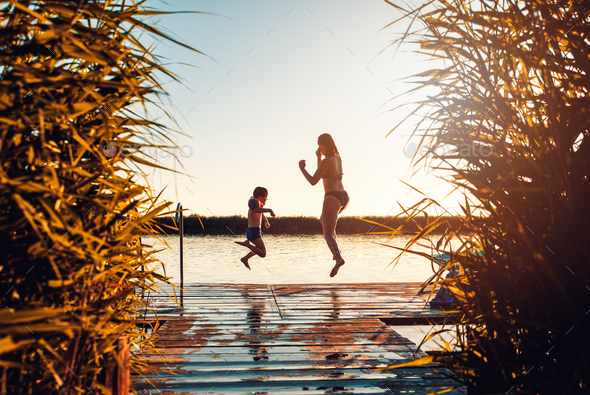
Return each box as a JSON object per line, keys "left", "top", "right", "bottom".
{"left": 135, "top": 0, "right": 463, "bottom": 217}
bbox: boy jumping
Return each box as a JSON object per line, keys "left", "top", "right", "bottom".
{"left": 235, "top": 186, "right": 276, "bottom": 269}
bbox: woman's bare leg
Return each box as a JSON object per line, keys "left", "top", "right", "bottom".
{"left": 322, "top": 196, "right": 344, "bottom": 277}
{"left": 320, "top": 214, "right": 337, "bottom": 260}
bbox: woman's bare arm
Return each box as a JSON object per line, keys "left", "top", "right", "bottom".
{"left": 316, "top": 149, "right": 322, "bottom": 168}
{"left": 299, "top": 159, "right": 328, "bottom": 186}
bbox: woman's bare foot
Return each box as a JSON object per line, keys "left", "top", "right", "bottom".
{"left": 235, "top": 240, "right": 251, "bottom": 247}
{"left": 329, "top": 258, "right": 345, "bottom": 277}
{"left": 241, "top": 257, "right": 251, "bottom": 270}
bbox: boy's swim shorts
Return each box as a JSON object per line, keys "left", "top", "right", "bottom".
{"left": 246, "top": 227, "right": 261, "bottom": 241}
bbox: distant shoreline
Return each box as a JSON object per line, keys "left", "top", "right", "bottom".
{"left": 153, "top": 215, "right": 465, "bottom": 236}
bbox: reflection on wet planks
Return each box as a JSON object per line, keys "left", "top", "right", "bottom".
{"left": 134, "top": 283, "right": 464, "bottom": 395}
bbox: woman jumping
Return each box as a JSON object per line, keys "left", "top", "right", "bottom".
{"left": 299, "top": 133, "right": 350, "bottom": 277}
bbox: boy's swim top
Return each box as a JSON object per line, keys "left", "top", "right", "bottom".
{"left": 248, "top": 197, "right": 262, "bottom": 211}
{"left": 248, "top": 197, "right": 269, "bottom": 228}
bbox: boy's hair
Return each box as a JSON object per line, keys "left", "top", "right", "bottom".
{"left": 253, "top": 186, "right": 268, "bottom": 198}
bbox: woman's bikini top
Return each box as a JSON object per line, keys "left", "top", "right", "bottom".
{"left": 321, "top": 157, "right": 343, "bottom": 180}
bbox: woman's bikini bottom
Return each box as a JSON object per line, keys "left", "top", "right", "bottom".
{"left": 325, "top": 190, "right": 350, "bottom": 212}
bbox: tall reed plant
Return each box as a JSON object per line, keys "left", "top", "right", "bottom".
{"left": 376, "top": 0, "right": 590, "bottom": 393}
{"left": 0, "top": 1, "right": 201, "bottom": 393}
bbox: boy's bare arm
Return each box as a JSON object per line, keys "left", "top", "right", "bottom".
{"left": 253, "top": 207, "right": 275, "bottom": 217}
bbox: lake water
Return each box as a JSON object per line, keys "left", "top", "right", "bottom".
{"left": 143, "top": 234, "right": 441, "bottom": 285}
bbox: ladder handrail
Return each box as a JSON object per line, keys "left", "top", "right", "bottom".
{"left": 175, "top": 202, "right": 184, "bottom": 310}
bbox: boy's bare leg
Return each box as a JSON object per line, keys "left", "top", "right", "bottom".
{"left": 241, "top": 251, "right": 255, "bottom": 270}
{"left": 236, "top": 237, "right": 266, "bottom": 258}
{"left": 241, "top": 238, "right": 265, "bottom": 269}
{"left": 250, "top": 238, "right": 266, "bottom": 258}
{"left": 235, "top": 239, "right": 252, "bottom": 247}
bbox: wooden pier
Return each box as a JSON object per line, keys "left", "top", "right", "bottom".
{"left": 134, "top": 283, "right": 465, "bottom": 394}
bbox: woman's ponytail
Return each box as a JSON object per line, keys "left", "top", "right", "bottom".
{"left": 318, "top": 133, "right": 339, "bottom": 158}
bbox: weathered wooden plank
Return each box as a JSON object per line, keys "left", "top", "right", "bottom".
{"left": 136, "top": 351, "right": 414, "bottom": 364}
{"left": 144, "top": 298, "right": 431, "bottom": 305}
{"left": 137, "top": 362, "right": 417, "bottom": 372}
{"left": 150, "top": 317, "right": 394, "bottom": 324}
{"left": 142, "top": 309, "right": 442, "bottom": 318}
{"left": 143, "top": 305, "right": 439, "bottom": 312}
{"left": 143, "top": 315, "right": 442, "bottom": 323}
{"left": 155, "top": 327, "right": 411, "bottom": 335}
{"left": 138, "top": 344, "right": 421, "bottom": 360}
{"left": 155, "top": 286, "right": 424, "bottom": 291}
{"left": 136, "top": 367, "right": 456, "bottom": 384}
{"left": 144, "top": 313, "right": 440, "bottom": 321}
{"left": 135, "top": 380, "right": 464, "bottom": 395}
{"left": 144, "top": 306, "right": 435, "bottom": 313}
{"left": 137, "top": 344, "right": 420, "bottom": 358}
{"left": 149, "top": 338, "right": 414, "bottom": 347}
{"left": 143, "top": 302, "right": 428, "bottom": 308}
